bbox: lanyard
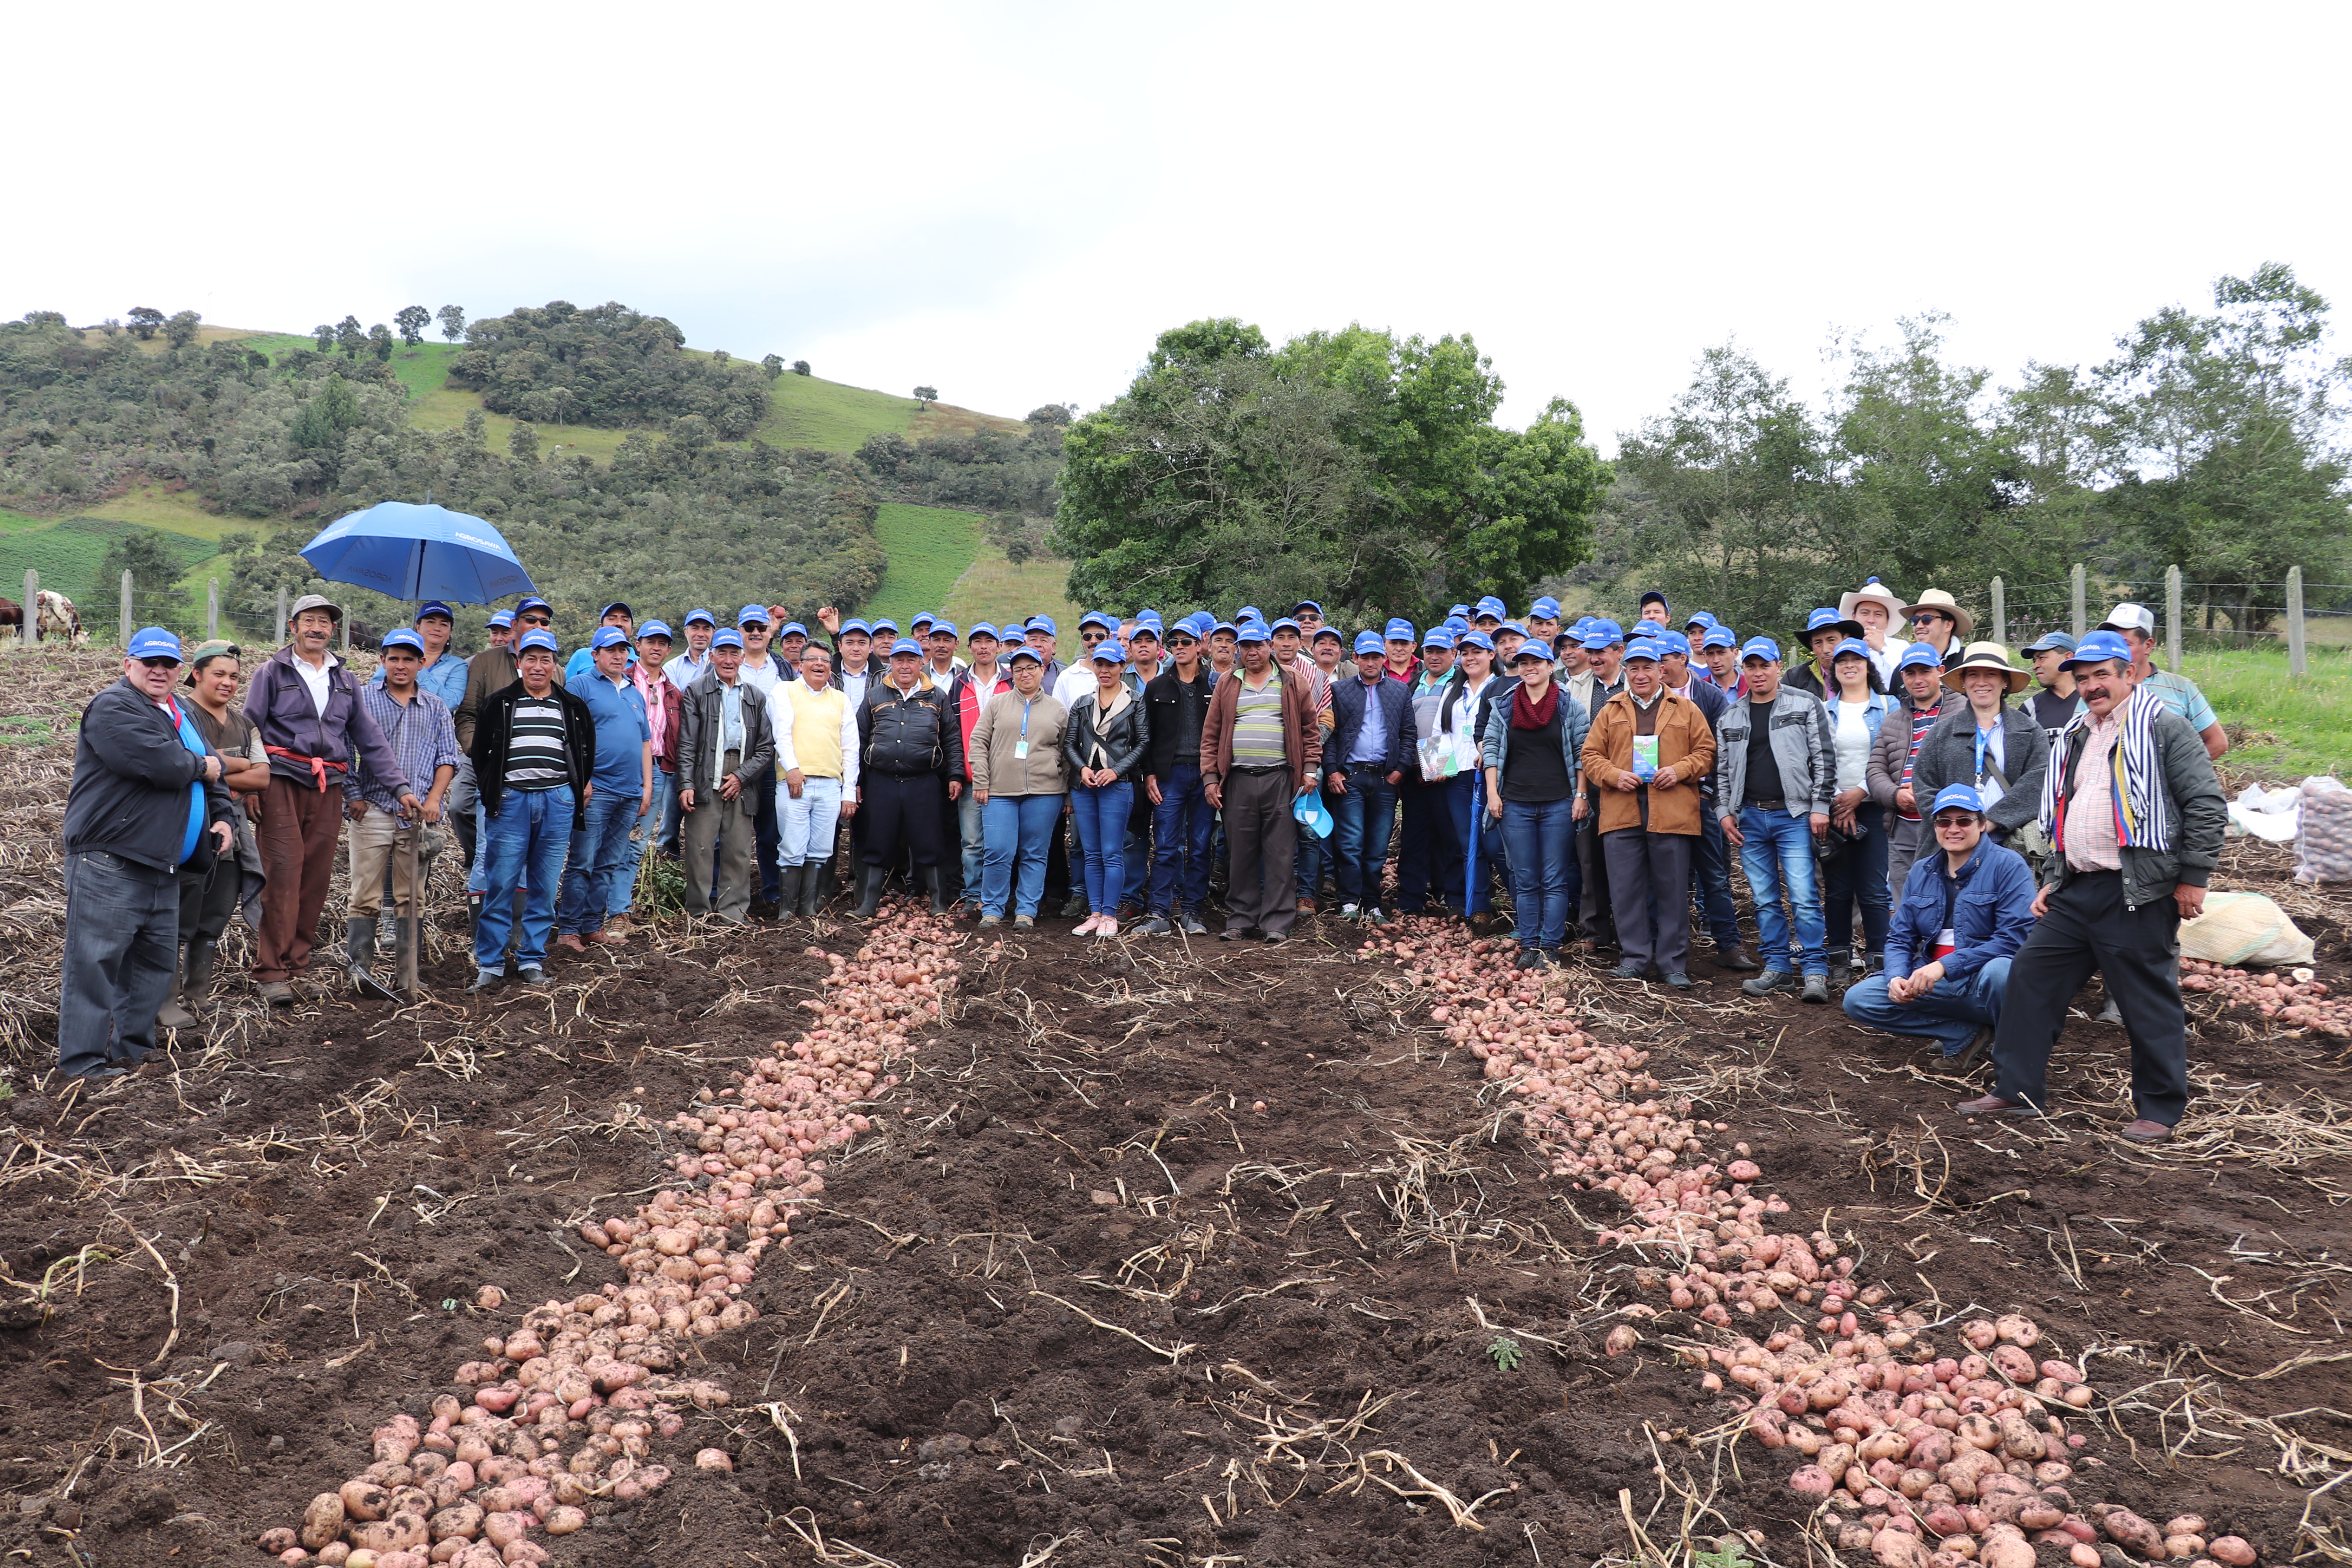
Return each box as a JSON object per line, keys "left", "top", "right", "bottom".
{"left": 1019, "top": 697, "right": 1033, "bottom": 740}
{"left": 1975, "top": 720, "right": 1998, "bottom": 782}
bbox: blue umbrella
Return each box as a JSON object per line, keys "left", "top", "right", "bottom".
{"left": 299, "top": 501, "right": 537, "bottom": 605}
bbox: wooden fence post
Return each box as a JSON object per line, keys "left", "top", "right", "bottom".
{"left": 2069, "top": 564, "right": 2086, "bottom": 640}
{"left": 19, "top": 570, "right": 33, "bottom": 647}
{"left": 2288, "top": 566, "right": 2307, "bottom": 678}
{"left": 2165, "top": 566, "right": 2182, "bottom": 672}
{"left": 207, "top": 578, "right": 220, "bottom": 641}
{"left": 1990, "top": 578, "right": 2005, "bottom": 649}
{"left": 119, "top": 569, "right": 133, "bottom": 647}
{"left": 276, "top": 586, "right": 288, "bottom": 646}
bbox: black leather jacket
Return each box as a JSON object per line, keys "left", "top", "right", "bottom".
{"left": 1063, "top": 691, "right": 1151, "bottom": 783}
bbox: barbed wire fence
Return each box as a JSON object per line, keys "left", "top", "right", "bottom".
{"left": 1981, "top": 564, "right": 2343, "bottom": 676}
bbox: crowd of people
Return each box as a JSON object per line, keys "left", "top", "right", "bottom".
{"left": 57, "top": 580, "right": 2228, "bottom": 1140}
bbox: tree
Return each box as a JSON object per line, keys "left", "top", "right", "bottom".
{"left": 792, "top": 360, "right": 810, "bottom": 376}
{"left": 90, "top": 529, "right": 187, "bottom": 621}
{"left": 369, "top": 324, "right": 395, "bottom": 362}
{"left": 508, "top": 420, "right": 539, "bottom": 464}
{"left": 1025, "top": 403, "right": 1073, "bottom": 429}
{"left": 436, "top": 305, "right": 466, "bottom": 342}
{"left": 913, "top": 386, "right": 939, "bottom": 409}
{"left": 395, "top": 306, "right": 431, "bottom": 346}
{"left": 335, "top": 316, "right": 368, "bottom": 359}
{"left": 127, "top": 307, "right": 165, "bottom": 341}
{"left": 312, "top": 324, "right": 336, "bottom": 352}
{"left": 164, "top": 310, "right": 202, "bottom": 349}
{"left": 760, "top": 354, "right": 784, "bottom": 380}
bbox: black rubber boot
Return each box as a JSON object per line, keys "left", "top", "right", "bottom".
{"left": 777, "top": 865, "right": 806, "bottom": 919}
{"left": 347, "top": 916, "right": 378, "bottom": 982}
{"left": 799, "top": 857, "right": 829, "bottom": 916}
{"left": 854, "top": 863, "right": 884, "bottom": 918}
{"left": 926, "top": 865, "right": 949, "bottom": 914}
{"left": 155, "top": 948, "right": 198, "bottom": 1031}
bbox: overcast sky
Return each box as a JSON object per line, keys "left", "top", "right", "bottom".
{"left": 16, "top": 2, "right": 2349, "bottom": 449}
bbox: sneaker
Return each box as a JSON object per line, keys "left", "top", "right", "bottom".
{"left": 1742, "top": 970, "right": 1796, "bottom": 997}
{"left": 1296, "top": 896, "right": 1317, "bottom": 914}
{"left": 1097, "top": 917, "right": 1121, "bottom": 938}
{"left": 977, "top": 914, "right": 1002, "bottom": 929}
{"left": 1139, "top": 915, "right": 1174, "bottom": 936}
{"left": 1800, "top": 975, "right": 1830, "bottom": 1005}
{"left": 520, "top": 968, "right": 549, "bottom": 988}
{"left": 1074, "top": 913, "right": 1103, "bottom": 936}
{"left": 1179, "top": 911, "right": 1209, "bottom": 936}
{"left": 1014, "top": 914, "right": 1035, "bottom": 929}
{"left": 1664, "top": 972, "right": 1693, "bottom": 989}
{"left": 469, "top": 969, "right": 504, "bottom": 994}
{"left": 1366, "top": 909, "right": 1390, "bottom": 927}
{"left": 1340, "top": 903, "right": 1361, "bottom": 921}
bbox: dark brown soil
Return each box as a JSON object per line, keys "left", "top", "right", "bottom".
{"left": 2, "top": 719, "right": 2345, "bottom": 1567}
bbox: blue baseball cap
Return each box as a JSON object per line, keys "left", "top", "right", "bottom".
{"left": 2023, "top": 629, "right": 2078, "bottom": 655}
{"left": 1590, "top": 619, "right": 1625, "bottom": 645}
{"left": 1654, "top": 629, "right": 1691, "bottom": 656}
{"left": 1830, "top": 636, "right": 1874, "bottom": 664}
{"left": 1025, "top": 615, "right": 1057, "bottom": 636}
{"left": 1270, "top": 616, "right": 1301, "bottom": 635}
{"left": 1579, "top": 625, "right": 1615, "bottom": 651}
{"left": 1211, "top": 619, "right": 1239, "bottom": 638}
{"left": 1639, "top": 590, "right": 1671, "bottom": 616}
{"left": 838, "top": 617, "right": 871, "bottom": 636}
{"left": 1685, "top": 610, "right": 1717, "bottom": 631}
{"left": 1384, "top": 618, "right": 1415, "bottom": 642}
{"left": 1701, "top": 626, "right": 1738, "bottom": 651}
{"left": 736, "top": 603, "right": 769, "bottom": 627}
{"left": 1509, "top": 641, "right": 1553, "bottom": 665}
{"left": 591, "top": 626, "right": 630, "bottom": 650}
{"left": 486, "top": 609, "right": 515, "bottom": 630}
{"left": 1293, "top": 790, "right": 1333, "bottom": 839}
{"left": 126, "top": 625, "right": 182, "bottom": 662}
{"left": 637, "top": 620, "right": 674, "bottom": 641}
{"left": 1930, "top": 783, "right": 1988, "bottom": 817}
{"left": 1501, "top": 620, "right": 1530, "bottom": 639}
{"left": 1235, "top": 622, "right": 1272, "bottom": 645}
{"left": 599, "top": 602, "right": 632, "bottom": 620}
{"left": 1079, "top": 610, "right": 1114, "bottom": 632}
{"left": 870, "top": 618, "right": 900, "bottom": 636}
{"left": 778, "top": 621, "right": 808, "bottom": 638}
{"left": 1311, "top": 625, "right": 1342, "bottom": 644}
{"left": 378, "top": 628, "right": 426, "bottom": 655}
{"left": 1739, "top": 636, "right": 1782, "bottom": 664}
{"left": 1805, "top": 607, "right": 1864, "bottom": 640}
{"left": 1090, "top": 638, "right": 1127, "bottom": 665}
{"left": 1449, "top": 603, "right": 1472, "bottom": 618}
{"left": 1422, "top": 628, "right": 1456, "bottom": 650}
{"left": 1530, "top": 596, "right": 1562, "bottom": 619}
{"left": 515, "top": 596, "right": 552, "bottom": 616}
{"left": 1006, "top": 644, "right": 1042, "bottom": 665}
{"left": 1624, "top": 637, "right": 1667, "bottom": 663}
{"left": 911, "top": 611, "right": 937, "bottom": 629}
{"left": 415, "top": 600, "right": 455, "bottom": 623}
{"left": 711, "top": 628, "right": 744, "bottom": 649}
{"left": 1897, "top": 642, "right": 1946, "bottom": 672}
{"left": 1293, "top": 599, "right": 1324, "bottom": 618}
{"left": 925, "top": 620, "right": 956, "bottom": 639}
{"left": 887, "top": 637, "right": 925, "bottom": 658}
{"left": 1458, "top": 630, "right": 1495, "bottom": 652}
{"left": 1474, "top": 596, "right": 1507, "bottom": 620}
{"left": 516, "top": 628, "right": 559, "bottom": 654}
{"left": 1353, "top": 631, "right": 1386, "bottom": 655}
{"left": 968, "top": 621, "right": 998, "bottom": 641}
{"left": 2062, "top": 629, "right": 2133, "bottom": 671}
{"left": 1443, "top": 614, "right": 1469, "bottom": 634}
{"left": 1239, "top": 606, "right": 1264, "bottom": 625}
{"left": 1128, "top": 620, "right": 1162, "bottom": 641}
{"left": 683, "top": 608, "right": 716, "bottom": 628}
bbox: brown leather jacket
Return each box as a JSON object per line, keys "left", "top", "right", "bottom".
{"left": 1200, "top": 665, "right": 1322, "bottom": 791}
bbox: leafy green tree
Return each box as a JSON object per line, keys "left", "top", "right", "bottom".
{"left": 90, "top": 528, "right": 188, "bottom": 622}
{"left": 436, "top": 305, "right": 466, "bottom": 342}
{"left": 913, "top": 386, "right": 939, "bottom": 409}
{"left": 792, "top": 360, "right": 810, "bottom": 376}
{"left": 127, "top": 306, "right": 165, "bottom": 340}
{"left": 335, "top": 316, "right": 367, "bottom": 359}
{"left": 370, "top": 324, "right": 395, "bottom": 362}
{"left": 395, "top": 306, "right": 431, "bottom": 345}
{"left": 760, "top": 354, "right": 784, "bottom": 380}
{"left": 312, "top": 323, "right": 336, "bottom": 352}
{"left": 164, "top": 310, "right": 202, "bottom": 349}
{"left": 508, "top": 420, "right": 539, "bottom": 463}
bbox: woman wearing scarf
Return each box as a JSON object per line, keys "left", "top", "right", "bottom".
{"left": 1479, "top": 643, "right": 1590, "bottom": 970}
{"left": 155, "top": 641, "right": 269, "bottom": 1030}
{"left": 1063, "top": 638, "right": 1150, "bottom": 936}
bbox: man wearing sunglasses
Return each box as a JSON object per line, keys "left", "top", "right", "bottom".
{"left": 59, "top": 629, "right": 237, "bottom": 1082}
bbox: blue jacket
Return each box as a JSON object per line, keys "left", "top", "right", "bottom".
{"left": 371, "top": 649, "right": 469, "bottom": 711}
{"left": 1327, "top": 673, "right": 1412, "bottom": 781}
{"left": 1886, "top": 833, "right": 2037, "bottom": 982}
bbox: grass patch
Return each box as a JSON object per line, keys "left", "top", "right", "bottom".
{"left": 0, "top": 517, "right": 218, "bottom": 627}
{"left": 2181, "top": 642, "right": 2352, "bottom": 779}
{"left": 865, "top": 504, "right": 981, "bottom": 626}
{"left": 938, "top": 531, "right": 1082, "bottom": 637}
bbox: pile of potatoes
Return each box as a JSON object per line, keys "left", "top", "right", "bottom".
{"left": 2180, "top": 961, "right": 2347, "bottom": 1035}
{"left": 1367, "top": 918, "right": 2263, "bottom": 1568}
{"left": 257, "top": 909, "right": 965, "bottom": 1564}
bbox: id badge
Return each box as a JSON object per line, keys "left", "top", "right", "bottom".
{"left": 1014, "top": 741, "right": 1029, "bottom": 759}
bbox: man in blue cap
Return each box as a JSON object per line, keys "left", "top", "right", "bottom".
{"left": 1843, "top": 783, "right": 2036, "bottom": 1063}
{"left": 669, "top": 609, "right": 718, "bottom": 693}
{"left": 2020, "top": 630, "right": 2082, "bottom": 746}
{"left": 629, "top": 619, "right": 685, "bottom": 879}
{"left": 364, "top": 600, "right": 467, "bottom": 946}
{"left": 345, "top": 627, "right": 459, "bottom": 987}
{"left": 565, "top": 602, "right": 637, "bottom": 682}
{"left": 554, "top": 626, "right": 653, "bottom": 955}
{"left": 1381, "top": 618, "right": 1419, "bottom": 684}
{"left": 1396, "top": 627, "right": 1465, "bottom": 914}
{"left": 733, "top": 605, "right": 789, "bottom": 916}
{"left": 1023, "top": 616, "right": 1065, "bottom": 688}
{"left": 1569, "top": 618, "right": 1628, "bottom": 946}
{"left": 1871, "top": 642, "right": 1951, "bottom": 896}
{"left": 1784, "top": 607, "right": 1865, "bottom": 701}
{"left": 1524, "top": 597, "right": 1562, "bottom": 647}
{"left": 58, "top": 629, "right": 236, "bottom": 1080}
{"left": 1328, "top": 631, "right": 1413, "bottom": 923}
{"left": 1698, "top": 625, "right": 1743, "bottom": 696}
{"left": 675, "top": 628, "right": 774, "bottom": 923}
{"left": 1201, "top": 620, "right": 1321, "bottom": 942}
{"left": 1140, "top": 613, "right": 1216, "bottom": 935}
{"left": 1656, "top": 628, "right": 1747, "bottom": 965}
{"left": 1957, "top": 631, "right": 2225, "bottom": 1142}
{"left": 853, "top": 635, "right": 964, "bottom": 915}
{"left": 468, "top": 627, "right": 595, "bottom": 988}
{"left": 1714, "top": 636, "right": 1835, "bottom": 1002}
{"left": 1291, "top": 600, "right": 1326, "bottom": 641}
{"left": 1471, "top": 597, "right": 1507, "bottom": 633}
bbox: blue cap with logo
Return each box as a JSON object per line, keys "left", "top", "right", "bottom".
{"left": 778, "top": 621, "right": 807, "bottom": 638}
{"left": 1235, "top": 622, "right": 1272, "bottom": 645}
{"left": 1292, "top": 599, "right": 1323, "bottom": 618}
{"left": 600, "top": 602, "right": 632, "bottom": 621}
{"left": 1740, "top": 636, "right": 1782, "bottom": 663}
{"left": 1090, "top": 638, "right": 1127, "bottom": 665}
{"left": 1685, "top": 609, "right": 1717, "bottom": 631}
{"left": 1270, "top": 616, "right": 1301, "bottom": 635}
{"left": 1353, "top": 631, "right": 1385, "bottom": 655}
{"left": 1624, "top": 637, "right": 1666, "bottom": 662}
{"left": 1458, "top": 629, "right": 1495, "bottom": 652}
{"left": 926, "top": 620, "right": 956, "bottom": 640}
{"left": 1312, "top": 625, "right": 1342, "bottom": 643}
{"left": 870, "top": 618, "right": 900, "bottom": 636}
{"left": 1897, "top": 642, "right": 1946, "bottom": 672}
{"left": 486, "top": 609, "right": 515, "bottom": 630}
{"left": 1025, "top": 615, "right": 1057, "bottom": 636}
{"left": 1006, "top": 644, "right": 1042, "bottom": 665}
{"left": 2062, "top": 629, "right": 2134, "bottom": 671}
{"left": 888, "top": 636, "right": 925, "bottom": 658}
{"left": 638, "top": 620, "right": 674, "bottom": 641}
{"left": 1239, "top": 606, "right": 1264, "bottom": 625}
{"left": 1806, "top": 607, "right": 1864, "bottom": 639}
{"left": 517, "top": 628, "right": 559, "bottom": 654}
{"left": 1830, "top": 636, "right": 1874, "bottom": 664}
{"left": 515, "top": 596, "right": 553, "bottom": 616}
{"left": 1449, "top": 603, "right": 1472, "bottom": 618}
{"left": 911, "top": 611, "right": 936, "bottom": 629}
{"left": 1582, "top": 618, "right": 1623, "bottom": 651}
{"left": 416, "top": 600, "right": 455, "bottom": 623}
{"left": 1422, "top": 628, "right": 1456, "bottom": 650}
{"left": 1384, "top": 618, "right": 1415, "bottom": 642}
{"left": 711, "top": 628, "right": 744, "bottom": 649}
{"left": 1530, "top": 596, "right": 1562, "bottom": 619}
{"left": 968, "top": 621, "right": 997, "bottom": 641}
{"left": 1474, "top": 596, "right": 1507, "bottom": 620}
{"left": 1930, "top": 783, "right": 1987, "bottom": 817}
{"left": 1079, "top": 610, "right": 1113, "bottom": 632}
{"left": 591, "top": 626, "right": 630, "bottom": 650}
{"left": 1294, "top": 789, "right": 1333, "bottom": 839}
{"left": 378, "top": 628, "right": 426, "bottom": 655}
{"left": 1212, "top": 619, "right": 1239, "bottom": 638}
{"left": 1702, "top": 626, "right": 1738, "bottom": 651}
{"left": 1654, "top": 629, "right": 1691, "bottom": 656}
{"left": 736, "top": 603, "right": 769, "bottom": 627}
{"left": 684, "top": 608, "right": 716, "bottom": 628}
{"left": 841, "top": 617, "right": 873, "bottom": 636}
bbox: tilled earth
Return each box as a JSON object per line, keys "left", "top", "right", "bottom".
{"left": 0, "top": 655, "right": 2344, "bottom": 1568}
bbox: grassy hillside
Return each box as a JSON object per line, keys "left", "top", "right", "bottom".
{"left": 0, "top": 511, "right": 219, "bottom": 625}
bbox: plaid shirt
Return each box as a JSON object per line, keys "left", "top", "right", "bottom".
{"left": 2063, "top": 708, "right": 2125, "bottom": 872}
{"left": 347, "top": 684, "right": 459, "bottom": 814}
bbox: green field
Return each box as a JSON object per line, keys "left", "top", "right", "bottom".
{"left": 864, "top": 505, "right": 982, "bottom": 627}
{"left": 2179, "top": 642, "right": 2352, "bottom": 779}
{"left": 0, "top": 515, "right": 219, "bottom": 628}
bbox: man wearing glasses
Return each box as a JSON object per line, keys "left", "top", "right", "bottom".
{"left": 58, "top": 628, "right": 237, "bottom": 1081}
{"left": 1898, "top": 589, "right": 1971, "bottom": 667}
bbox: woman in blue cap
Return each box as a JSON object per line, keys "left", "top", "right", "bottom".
{"left": 1063, "top": 638, "right": 1150, "bottom": 936}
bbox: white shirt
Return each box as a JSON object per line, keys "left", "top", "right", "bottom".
{"left": 737, "top": 652, "right": 782, "bottom": 700}
{"left": 293, "top": 651, "right": 332, "bottom": 717}
{"left": 1832, "top": 698, "right": 1874, "bottom": 792}
{"left": 1867, "top": 637, "right": 1910, "bottom": 687}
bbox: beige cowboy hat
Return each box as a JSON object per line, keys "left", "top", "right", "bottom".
{"left": 1838, "top": 576, "right": 1906, "bottom": 623}
{"left": 1899, "top": 587, "right": 1975, "bottom": 638}
{"left": 1941, "top": 641, "right": 2029, "bottom": 695}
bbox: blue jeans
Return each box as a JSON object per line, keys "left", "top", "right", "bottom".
{"left": 779, "top": 775, "right": 844, "bottom": 867}
{"left": 1691, "top": 800, "right": 1740, "bottom": 949}
{"left": 1501, "top": 796, "right": 1574, "bottom": 950}
{"left": 958, "top": 782, "right": 985, "bottom": 902}
{"left": 982, "top": 793, "right": 1064, "bottom": 917}
{"left": 58, "top": 850, "right": 180, "bottom": 1077}
{"left": 1446, "top": 773, "right": 1500, "bottom": 914}
{"left": 1844, "top": 957, "right": 2011, "bottom": 1054}
{"left": 658, "top": 764, "right": 684, "bottom": 857}
{"left": 1739, "top": 804, "right": 1827, "bottom": 976}
{"left": 1121, "top": 809, "right": 1151, "bottom": 912}
{"left": 1070, "top": 781, "right": 1134, "bottom": 914}
{"left": 479, "top": 785, "right": 573, "bottom": 972}
{"left": 1394, "top": 774, "right": 1461, "bottom": 912}
{"left": 1151, "top": 765, "right": 1214, "bottom": 916}
{"left": 1821, "top": 801, "right": 1892, "bottom": 963}
{"left": 1329, "top": 766, "right": 1399, "bottom": 910}
{"left": 559, "top": 782, "right": 638, "bottom": 936}
{"left": 610, "top": 769, "right": 672, "bottom": 917}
